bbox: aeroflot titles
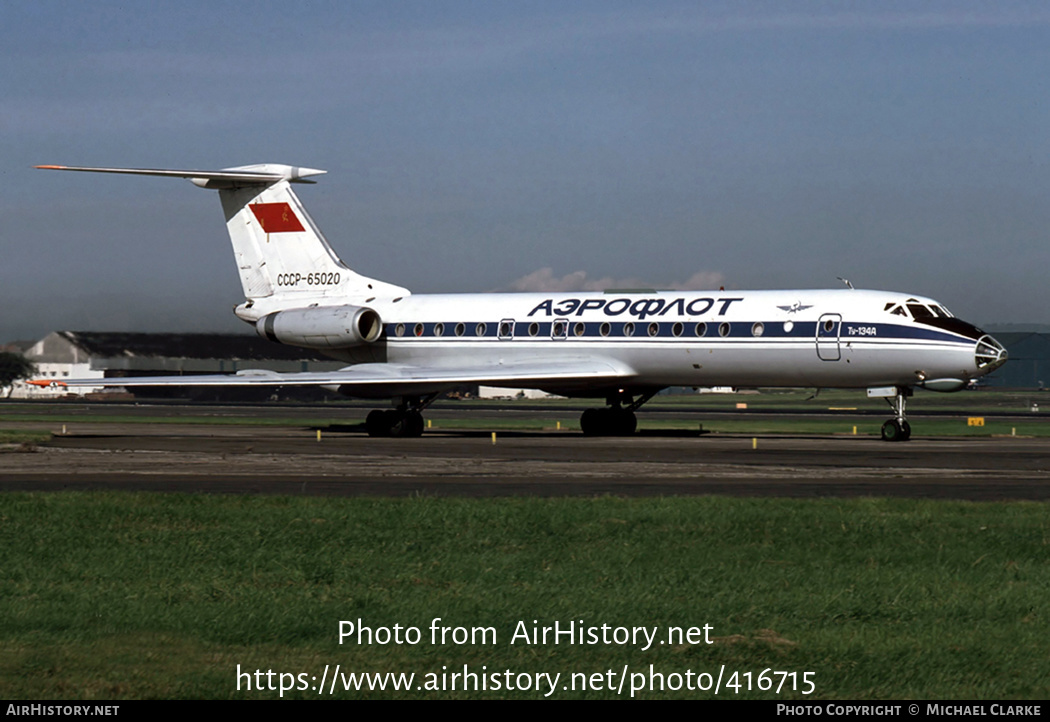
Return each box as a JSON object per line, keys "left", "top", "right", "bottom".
{"left": 527, "top": 297, "right": 744, "bottom": 319}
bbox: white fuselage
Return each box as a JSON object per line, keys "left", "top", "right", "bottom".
{"left": 314, "top": 288, "right": 999, "bottom": 395}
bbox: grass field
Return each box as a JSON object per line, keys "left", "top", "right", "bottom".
{"left": 1, "top": 493, "right": 1047, "bottom": 699}
{"left": 0, "top": 429, "right": 51, "bottom": 445}
{"left": 2, "top": 392, "right": 1046, "bottom": 699}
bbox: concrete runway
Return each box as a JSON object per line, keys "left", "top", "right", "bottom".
{"left": 3, "top": 407, "right": 1048, "bottom": 500}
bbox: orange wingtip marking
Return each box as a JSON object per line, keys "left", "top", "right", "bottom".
{"left": 35, "top": 165, "right": 67, "bottom": 170}
{"left": 26, "top": 379, "right": 66, "bottom": 387}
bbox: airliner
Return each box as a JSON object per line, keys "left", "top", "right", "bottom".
{"left": 35, "top": 163, "right": 1007, "bottom": 441}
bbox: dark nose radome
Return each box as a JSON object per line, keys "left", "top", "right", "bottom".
{"left": 975, "top": 335, "right": 1007, "bottom": 372}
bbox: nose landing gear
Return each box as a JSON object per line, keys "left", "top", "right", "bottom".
{"left": 880, "top": 387, "right": 912, "bottom": 442}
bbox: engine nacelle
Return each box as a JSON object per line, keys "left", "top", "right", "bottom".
{"left": 257, "top": 305, "right": 383, "bottom": 349}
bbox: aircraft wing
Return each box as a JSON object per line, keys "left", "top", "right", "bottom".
{"left": 30, "top": 358, "right": 636, "bottom": 396}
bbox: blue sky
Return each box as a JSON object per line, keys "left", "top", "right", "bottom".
{"left": 3, "top": 1, "right": 1049, "bottom": 340}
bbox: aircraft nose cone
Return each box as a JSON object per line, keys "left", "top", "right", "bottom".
{"left": 975, "top": 334, "right": 1007, "bottom": 373}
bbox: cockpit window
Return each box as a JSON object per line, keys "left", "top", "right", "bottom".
{"left": 888, "top": 300, "right": 950, "bottom": 320}
{"left": 907, "top": 304, "right": 934, "bottom": 320}
{"left": 905, "top": 303, "right": 954, "bottom": 320}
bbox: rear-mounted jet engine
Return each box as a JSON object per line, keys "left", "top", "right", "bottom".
{"left": 257, "top": 305, "right": 382, "bottom": 349}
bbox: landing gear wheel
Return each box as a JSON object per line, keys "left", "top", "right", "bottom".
{"left": 881, "top": 419, "right": 911, "bottom": 442}
{"left": 408, "top": 411, "right": 425, "bottom": 437}
{"left": 579, "top": 407, "right": 637, "bottom": 436}
{"left": 388, "top": 410, "right": 424, "bottom": 438}
{"left": 366, "top": 409, "right": 425, "bottom": 437}
{"left": 612, "top": 408, "right": 637, "bottom": 435}
{"left": 580, "top": 408, "right": 602, "bottom": 436}
{"left": 365, "top": 409, "right": 388, "bottom": 437}
{"left": 365, "top": 394, "right": 437, "bottom": 438}
{"left": 880, "top": 387, "right": 913, "bottom": 442}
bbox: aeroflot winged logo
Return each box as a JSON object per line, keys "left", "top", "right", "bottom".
{"left": 250, "top": 203, "right": 305, "bottom": 233}
{"left": 777, "top": 301, "right": 813, "bottom": 314}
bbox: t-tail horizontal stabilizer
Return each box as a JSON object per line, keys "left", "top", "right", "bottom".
{"left": 35, "top": 164, "right": 326, "bottom": 187}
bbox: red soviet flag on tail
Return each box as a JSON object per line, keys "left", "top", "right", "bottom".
{"left": 250, "top": 202, "right": 305, "bottom": 233}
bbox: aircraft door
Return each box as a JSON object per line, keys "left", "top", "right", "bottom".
{"left": 551, "top": 318, "right": 569, "bottom": 340}
{"left": 498, "top": 319, "right": 515, "bottom": 340}
{"left": 816, "top": 313, "right": 842, "bottom": 361}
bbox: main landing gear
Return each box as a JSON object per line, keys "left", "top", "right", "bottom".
{"left": 365, "top": 393, "right": 439, "bottom": 438}
{"left": 579, "top": 390, "right": 658, "bottom": 436}
{"left": 880, "top": 387, "right": 912, "bottom": 442}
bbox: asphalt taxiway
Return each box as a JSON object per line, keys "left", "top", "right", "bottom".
{"left": 2, "top": 410, "right": 1048, "bottom": 500}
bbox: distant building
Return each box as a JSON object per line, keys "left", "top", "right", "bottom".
{"left": 8, "top": 331, "right": 346, "bottom": 400}
{"left": 476, "top": 386, "right": 559, "bottom": 400}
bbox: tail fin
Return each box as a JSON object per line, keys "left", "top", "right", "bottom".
{"left": 36, "top": 164, "right": 409, "bottom": 315}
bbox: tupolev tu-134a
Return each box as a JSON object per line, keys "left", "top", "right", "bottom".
{"left": 34, "top": 163, "right": 1007, "bottom": 441}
